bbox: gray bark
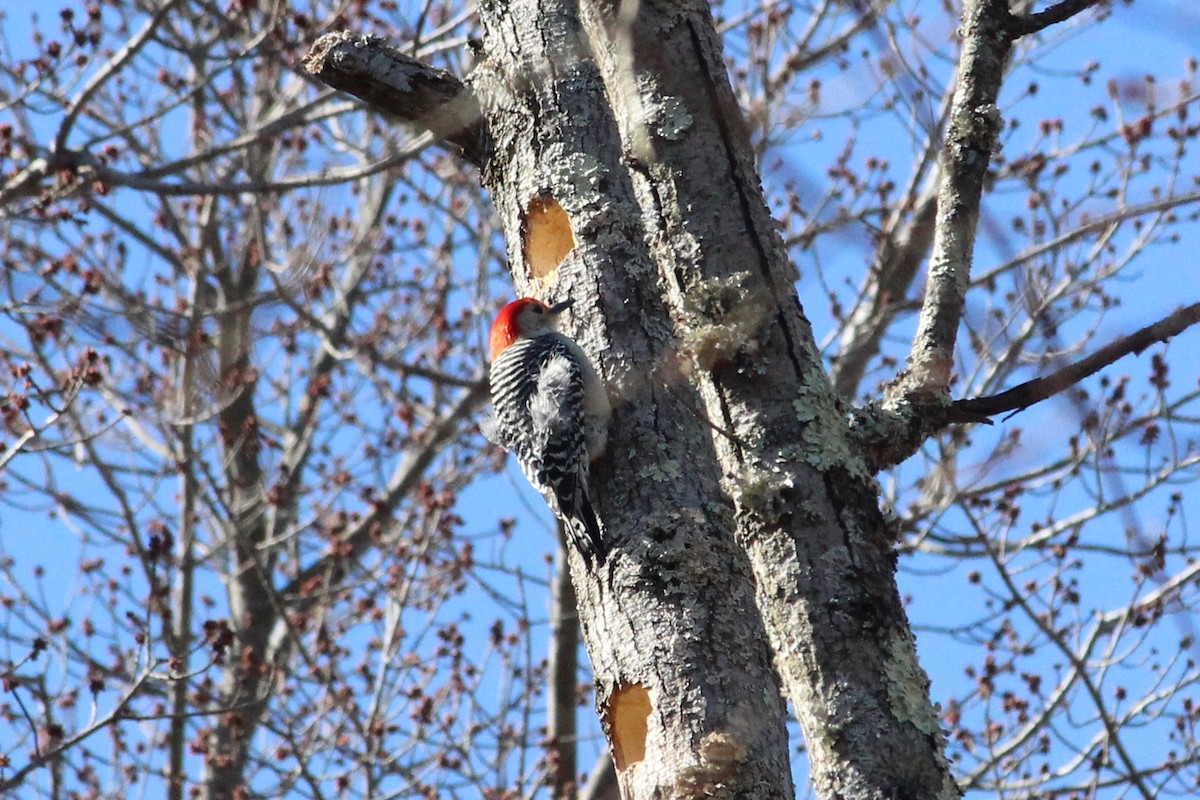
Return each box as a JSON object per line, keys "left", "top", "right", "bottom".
{"left": 303, "top": 0, "right": 1037, "bottom": 797}
{"left": 889, "top": 0, "right": 1010, "bottom": 405}
{"left": 573, "top": 2, "right": 957, "bottom": 798}
{"left": 469, "top": 0, "right": 796, "bottom": 796}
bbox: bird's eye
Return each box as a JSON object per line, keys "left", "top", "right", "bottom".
{"left": 532, "top": 306, "right": 544, "bottom": 314}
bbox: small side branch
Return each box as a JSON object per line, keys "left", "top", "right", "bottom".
{"left": 853, "top": 302, "right": 1200, "bottom": 471}
{"left": 1006, "top": 0, "right": 1106, "bottom": 38}
{"left": 950, "top": 301, "right": 1200, "bottom": 420}
{"left": 302, "top": 32, "right": 489, "bottom": 166}
{"left": 887, "top": 0, "right": 1011, "bottom": 402}
{"left": 884, "top": 0, "right": 1106, "bottom": 405}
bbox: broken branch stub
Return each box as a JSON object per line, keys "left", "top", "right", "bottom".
{"left": 302, "top": 32, "right": 488, "bottom": 165}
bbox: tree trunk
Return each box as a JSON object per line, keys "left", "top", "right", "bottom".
{"left": 471, "top": 1, "right": 796, "bottom": 797}
{"left": 564, "top": 2, "right": 958, "bottom": 798}
{"left": 307, "top": 0, "right": 960, "bottom": 797}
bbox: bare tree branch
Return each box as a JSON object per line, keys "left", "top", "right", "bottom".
{"left": 833, "top": 174, "right": 939, "bottom": 397}
{"left": 52, "top": 0, "right": 188, "bottom": 154}
{"left": 971, "top": 190, "right": 1200, "bottom": 290}
{"left": 302, "top": 32, "right": 489, "bottom": 165}
{"left": 547, "top": 538, "right": 578, "bottom": 800}
{"left": 888, "top": 0, "right": 1011, "bottom": 402}
{"left": 950, "top": 301, "right": 1200, "bottom": 421}
{"left": 1007, "top": 0, "right": 1107, "bottom": 38}
{"left": 852, "top": 301, "right": 1200, "bottom": 469}
{"left": 0, "top": 142, "right": 426, "bottom": 206}
{"left": 0, "top": 662, "right": 162, "bottom": 795}
{"left": 275, "top": 379, "right": 488, "bottom": 606}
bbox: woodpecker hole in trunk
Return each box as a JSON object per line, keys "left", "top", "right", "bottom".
{"left": 522, "top": 194, "right": 574, "bottom": 286}
{"left": 605, "top": 682, "right": 651, "bottom": 771}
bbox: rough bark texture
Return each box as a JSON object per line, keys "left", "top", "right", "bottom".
{"left": 303, "top": 31, "right": 488, "bottom": 163}
{"left": 470, "top": 0, "right": 795, "bottom": 797}
{"left": 573, "top": 2, "right": 958, "bottom": 798}
{"left": 306, "top": 1, "right": 966, "bottom": 798}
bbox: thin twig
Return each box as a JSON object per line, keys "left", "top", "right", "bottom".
{"left": 1007, "top": 0, "right": 1106, "bottom": 38}
{"left": 951, "top": 301, "right": 1200, "bottom": 420}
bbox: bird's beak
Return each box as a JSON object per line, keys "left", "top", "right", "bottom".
{"left": 548, "top": 298, "right": 574, "bottom": 315}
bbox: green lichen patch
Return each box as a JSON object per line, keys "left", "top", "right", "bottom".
{"left": 679, "top": 273, "right": 773, "bottom": 371}
{"left": 883, "top": 631, "right": 942, "bottom": 739}
{"left": 647, "top": 94, "right": 694, "bottom": 141}
{"left": 730, "top": 460, "right": 795, "bottom": 527}
{"left": 541, "top": 149, "right": 609, "bottom": 209}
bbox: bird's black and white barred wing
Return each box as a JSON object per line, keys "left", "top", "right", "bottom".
{"left": 487, "top": 334, "right": 606, "bottom": 561}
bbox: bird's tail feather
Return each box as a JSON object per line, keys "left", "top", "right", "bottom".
{"left": 566, "top": 491, "right": 606, "bottom": 564}
{"left": 539, "top": 468, "right": 606, "bottom": 564}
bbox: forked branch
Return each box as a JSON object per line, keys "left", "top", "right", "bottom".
{"left": 855, "top": 302, "right": 1200, "bottom": 471}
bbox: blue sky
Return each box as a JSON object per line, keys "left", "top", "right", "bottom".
{"left": 2, "top": 0, "right": 1200, "bottom": 796}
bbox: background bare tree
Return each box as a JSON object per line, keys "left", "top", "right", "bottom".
{"left": 1, "top": 0, "right": 1199, "bottom": 798}
{"left": 0, "top": 1, "right": 530, "bottom": 797}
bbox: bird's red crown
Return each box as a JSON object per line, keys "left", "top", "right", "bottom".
{"left": 489, "top": 298, "right": 548, "bottom": 361}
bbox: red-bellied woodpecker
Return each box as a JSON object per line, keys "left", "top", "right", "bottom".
{"left": 484, "top": 297, "right": 611, "bottom": 563}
